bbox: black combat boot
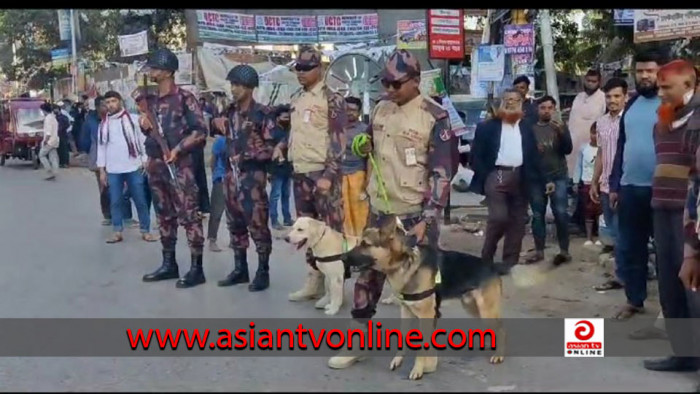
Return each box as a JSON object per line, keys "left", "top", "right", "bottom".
{"left": 218, "top": 249, "right": 249, "bottom": 286}
{"left": 248, "top": 253, "right": 270, "bottom": 292}
{"left": 175, "top": 253, "right": 206, "bottom": 288}
{"left": 142, "top": 250, "right": 179, "bottom": 282}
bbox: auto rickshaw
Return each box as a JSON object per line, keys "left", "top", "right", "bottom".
{"left": 0, "top": 98, "right": 46, "bottom": 168}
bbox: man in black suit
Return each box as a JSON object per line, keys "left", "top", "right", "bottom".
{"left": 470, "top": 88, "right": 543, "bottom": 267}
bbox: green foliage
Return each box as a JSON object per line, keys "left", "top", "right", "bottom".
{"left": 0, "top": 9, "right": 186, "bottom": 87}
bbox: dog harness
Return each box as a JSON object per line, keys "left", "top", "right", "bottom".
{"left": 312, "top": 227, "right": 350, "bottom": 263}
{"left": 398, "top": 287, "right": 436, "bottom": 302}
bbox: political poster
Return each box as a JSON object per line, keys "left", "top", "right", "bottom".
{"left": 57, "top": 10, "right": 72, "bottom": 41}
{"left": 255, "top": 15, "right": 318, "bottom": 44}
{"left": 174, "top": 52, "right": 193, "bottom": 85}
{"left": 428, "top": 9, "right": 465, "bottom": 59}
{"left": 317, "top": 14, "right": 378, "bottom": 43}
{"left": 476, "top": 45, "right": 505, "bottom": 82}
{"left": 397, "top": 20, "right": 427, "bottom": 50}
{"left": 503, "top": 24, "right": 534, "bottom": 54}
{"left": 634, "top": 9, "right": 700, "bottom": 43}
{"left": 196, "top": 10, "right": 256, "bottom": 42}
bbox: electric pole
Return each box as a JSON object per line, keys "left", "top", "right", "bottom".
{"left": 539, "top": 10, "right": 559, "bottom": 107}
{"left": 70, "top": 9, "right": 78, "bottom": 97}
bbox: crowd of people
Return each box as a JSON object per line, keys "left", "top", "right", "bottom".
{"left": 34, "top": 46, "right": 699, "bottom": 373}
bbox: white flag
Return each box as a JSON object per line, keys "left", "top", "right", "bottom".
{"left": 118, "top": 30, "right": 149, "bottom": 57}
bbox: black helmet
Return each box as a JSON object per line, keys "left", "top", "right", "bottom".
{"left": 145, "top": 48, "right": 179, "bottom": 72}
{"left": 226, "top": 64, "right": 259, "bottom": 88}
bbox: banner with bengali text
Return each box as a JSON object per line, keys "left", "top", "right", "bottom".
{"left": 256, "top": 15, "right": 318, "bottom": 44}
{"left": 317, "top": 14, "right": 378, "bottom": 43}
{"left": 196, "top": 10, "right": 256, "bottom": 42}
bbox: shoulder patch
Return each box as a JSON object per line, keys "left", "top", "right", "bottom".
{"left": 439, "top": 128, "right": 452, "bottom": 142}
{"left": 421, "top": 97, "right": 448, "bottom": 121}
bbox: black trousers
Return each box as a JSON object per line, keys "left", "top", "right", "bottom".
{"left": 57, "top": 133, "right": 70, "bottom": 166}
{"left": 653, "top": 209, "right": 700, "bottom": 357}
{"left": 191, "top": 145, "right": 210, "bottom": 213}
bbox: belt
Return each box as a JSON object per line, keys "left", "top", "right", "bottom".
{"left": 495, "top": 165, "right": 520, "bottom": 171}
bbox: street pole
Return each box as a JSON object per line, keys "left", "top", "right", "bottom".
{"left": 70, "top": 9, "right": 78, "bottom": 97}
{"left": 539, "top": 10, "right": 559, "bottom": 112}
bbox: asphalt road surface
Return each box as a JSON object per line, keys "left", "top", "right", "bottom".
{"left": 0, "top": 163, "right": 698, "bottom": 391}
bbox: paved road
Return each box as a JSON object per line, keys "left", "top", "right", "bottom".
{"left": 0, "top": 163, "right": 698, "bottom": 391}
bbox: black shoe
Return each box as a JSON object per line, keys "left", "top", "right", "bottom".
{"left": 643, "top": 357, "right": 699, "bottom": 372}
{"left": 175, "top": 253, "right": 206, "bottom": 288}
{"left": 218, "top": 249, "right": 249, "bottom": 286}
{"left": 249, "top": 253, "right": 270, "bottom": 292}
{"left": 553, "top": 253, "right": 572, "bottom": 266}
{"left": 143, "top": 250, "right": 179, "bottom": 282}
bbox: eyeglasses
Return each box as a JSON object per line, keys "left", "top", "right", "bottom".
{"left": 294, "top": 63, "right": 318, "bottom": 72}
{"left": 380, "top": 77, "right": 411, "bottom": 90}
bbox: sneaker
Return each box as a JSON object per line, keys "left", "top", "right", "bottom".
{"left": 584, "top": 240, "right": 594, "bottom": 247}
{"left": 595, "top": 240, "right": 603, "bottom": 246}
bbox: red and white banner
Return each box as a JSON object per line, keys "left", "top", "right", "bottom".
{"left": 427, "top": 9, "right": 465, "bottom": 60}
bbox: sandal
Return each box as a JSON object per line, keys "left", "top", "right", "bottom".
{"left": 106, "top": 233, "right": 124, "bottom": 244}
{"left": 594, "top": 280, "right": 623, "bottom": 291}
{"left": 142, "top": 233, "right": 159, "bottom": 242}
{"left": 613, "top": 304, "right": 644, "bottom": 320}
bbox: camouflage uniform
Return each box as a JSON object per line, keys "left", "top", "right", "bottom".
{"left": 140, "top": 49, "right": 207, "bottom": 289}
{"left": 285, "top": 46, "right": 348, "bottom": 301}
{"left": 351, "top": 49, "right": 453, "bottom": 320}
{"left": 216, "top": 64, "right": 277, "bottom": 292}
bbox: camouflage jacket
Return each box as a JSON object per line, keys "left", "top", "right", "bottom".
{"left": 141, "top": 84, "right": 208, "bottom": 159}
{"left": 223, "top": 100, "right": 277, "bottom": 169}
{"left": 367, "top": 96, "right": 453, "bottom": 220}
{"left": 287, "top": 84, "right": 348, "bottom": 182}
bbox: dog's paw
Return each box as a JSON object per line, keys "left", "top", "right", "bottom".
{"left": 408, "top": 365, "right": 424, "bottom": 380}
{"left": 324, "top": 306, "right": 340, "bottom": 315}
{"left": 389, "top": 356, "right": 403, "bottom": 371}
{"left": 314, "top": 297, "right": 330, "bottom": 309}
{"left": 489, "top": 356, "right": 504, "bottom": 364}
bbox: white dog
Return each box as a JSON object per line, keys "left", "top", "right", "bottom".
{"left": 285, "top": 217, "right": 358, "bottom": 315}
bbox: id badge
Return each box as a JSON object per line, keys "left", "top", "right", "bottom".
{"left": 405, "top": 147, "right": 417, "bottom": 166}
{"left": 303, "top": 109, "right": 312, "bottom": 123}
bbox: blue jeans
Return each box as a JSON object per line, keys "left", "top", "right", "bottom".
{"left": 269, "top": 173, "right": 292, "bottom": 225}
{"left": 108, "top": 170, "right": 151, "bottom": 233}
{"left": 529, "top": 178, "right": 569, "bottom": 252}
{"left": 600, "top": 192, "right": 618, "bottom": 243}
{"left": 615, "top": 185, "right": 653, "bottom": 308}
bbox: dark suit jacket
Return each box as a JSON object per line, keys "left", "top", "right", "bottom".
{"left": 468, "top": 118, "right": 543, "bottom": 195}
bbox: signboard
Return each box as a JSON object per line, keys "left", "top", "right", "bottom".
{"left": 118, "top": 30, "right": 149, "bottom": 57}
{"left": 397, "top": 20, "right": 427, "bottom": 50}
{"left": 633, "top": 9, "right": 700, "bottom": 43}
{"left": 174, "top": 52, "right": 193, "bottom": 85}
{"left": 317, "top": 14, "right": 379, "bottom": 43}
{"left": 196, "top": 10, "right": 256, "bottom": 42}
{"left": 464, "top": 9, "right": 488, "bottom": 17}
{"left": 614, "top": 9, "right": 634, "bottom": 26}
{"left": 419, "top": 69, "right": 442, "bottom": 97}
{"left": 51, "top": 48, "right": 71, "bottom": 67}
{"left": 476, "top": 45, "right": 505, "bottom": 82}
{"left": 427, "top": 9, "right": 465, "bottom": 59}
{"left": 464, "top": 29, "right": 482, "bottom": 54}
{"left": 57, "top": 10, "right": 72, "bottom": 41}
{"left": 503, "top": 24, "right": 534, "bottom": 54}
{"left": 255, "top": 15, "right": 318, "bottom": 44}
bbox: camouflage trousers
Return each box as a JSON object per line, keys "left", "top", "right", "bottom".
{"left": 293, "top": 171, "right": 344, "bottom": 269}
{"left": 351, "top": 211, "right": 439, "bottom": 320}
{"left": 223, "top": 168, "right": 272, "bottom": 255}
{"left": 146, "top": 156, "right": 204, "bottom": 254}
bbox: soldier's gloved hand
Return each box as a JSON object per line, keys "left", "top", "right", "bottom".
{"left": 139, "top": 114, "right": 154, "bottom": 131}
{"left": 166, "top": 146, "right": 181, "bottom": 164}
{"left": 359, "top": 137, "right": 372, "bottom": 156}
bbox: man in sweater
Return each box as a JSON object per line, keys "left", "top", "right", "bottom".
{"left": 525, "top": 95, "right": 573, "bottom": 265}
{"left": 96, "top": 91, "right": 157, "bottom": 244}
{"left": 608, "top": 50, "right": 665, "bottom": 319}
{"left": 643, "top": 60, "right": 700, "bottom": 372}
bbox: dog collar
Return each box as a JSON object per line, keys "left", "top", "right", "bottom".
{"left": 399, "top": 287, "right": 436, "bottom": 302}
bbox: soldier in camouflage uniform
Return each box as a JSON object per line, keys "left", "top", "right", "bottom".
{"left": 284, "top": 46, "right": 349, "bottom": 301}
{"left": 213, "top": 65, "right": 277, "bottom": 292}
{"left": 138, "top": 48, "right": 208, "bottom": 289}
{"left": 328, "top": 49, "right": 453, "bottom": 369}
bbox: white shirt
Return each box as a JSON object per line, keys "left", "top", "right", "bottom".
{"left": 574, "top": 143, "right": 598, "bottom": 184}
{"left": 43, "top": 113, "right": 59, "bottom": 149}
{"left": 96, "top": 110, "right": 147, "bottom": 174}
{"left": 495, "top": 121, "right": 523, "bottom": 167}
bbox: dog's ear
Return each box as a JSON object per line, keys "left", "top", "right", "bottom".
{"left": 379, "top": 216, "right": 397, "bottom": 239}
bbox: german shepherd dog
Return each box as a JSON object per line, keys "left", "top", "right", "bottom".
{"left": 342, "top": 216, "right": 548, "bottom": 380}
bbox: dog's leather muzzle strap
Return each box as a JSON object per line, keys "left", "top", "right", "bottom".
{"left": 399, "top": 287, "right": 436, "bottom": 301}
{"left": 314, "top": 254, "right": 345, "bottom": 263}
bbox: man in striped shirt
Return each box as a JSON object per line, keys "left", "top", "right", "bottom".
{"left": 590, "top": 77, "right": 627, "bottom": 291}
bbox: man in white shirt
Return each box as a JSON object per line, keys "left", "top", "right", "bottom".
{"left": 38, "top": 103, "right": 60, "bottom": 180}
{"left": 97, "top": 91, "right": 156, "bottom": 244}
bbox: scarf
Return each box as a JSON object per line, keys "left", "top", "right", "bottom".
{"left": 99, "top": 109, "right": 142, "bottom": 159}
